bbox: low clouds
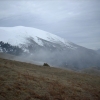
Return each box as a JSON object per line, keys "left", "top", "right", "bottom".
{"left": 0, "top": 0, "right": 100, "bottom": 50}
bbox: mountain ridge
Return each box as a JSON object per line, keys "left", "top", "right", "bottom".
{"left": 0, "top": 26, "right": 74, "bottom": 48}
{"left": 0, "top": 26, "right": 100, "bottom": 70}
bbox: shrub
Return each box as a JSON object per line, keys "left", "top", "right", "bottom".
{"left": 43, "top": 63, "right": 50, "bottom": 67}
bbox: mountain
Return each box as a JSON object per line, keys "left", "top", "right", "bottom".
{"left": 97, "top": 49, "right": 100, "bottom": 54}
{"left": 0, "top": 26, "right": 100, "bottom": 70}
{"left": 0, "top": 26, "right": 76, "bottom": 49}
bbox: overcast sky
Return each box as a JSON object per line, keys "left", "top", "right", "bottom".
{"left": 0, "top": 0, "right": 100, "bottom": 50}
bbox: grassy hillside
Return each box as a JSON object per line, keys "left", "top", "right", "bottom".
{"left": 0, "top": 52, "right": 44, "bottom": 65}
{"left": 81, "top": 67, "right": 100, "bottom": 76}
{"left": 0, "top": 52, "right": 15, "bottom": 59}
{"left": 0, "top": 58, "right": 100, "bottom": 100}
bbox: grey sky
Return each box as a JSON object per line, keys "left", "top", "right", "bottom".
{"left": 0, "top": 0, "right": 100, "bottom": 50}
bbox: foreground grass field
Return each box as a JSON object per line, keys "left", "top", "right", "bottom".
{"left": 0, "top": 58, "right": 100, "bottom": 100}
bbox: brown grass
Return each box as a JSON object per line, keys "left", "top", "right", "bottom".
{"left": 0, "top": 58, "right": 100, "bottom": 100}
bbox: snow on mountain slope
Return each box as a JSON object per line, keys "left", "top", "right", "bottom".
{"left": 0, "top": 26, "right": 75, "bottom": 48}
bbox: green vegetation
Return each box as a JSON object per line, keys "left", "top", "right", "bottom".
{"left": 0, "top": 58, "right": 100, "bottom": 100}
{"left": 0, "top": 41, "right": 23, "bottom": 55}
{"left": 43, "top": 63, "right": 50, "bottom": 67}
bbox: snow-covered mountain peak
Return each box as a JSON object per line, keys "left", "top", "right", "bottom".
{"left": 0, "top": 26, "right": 75, "bottom": 48}
{"left": 1, "top": 26, "right": 100, "bottom": 70}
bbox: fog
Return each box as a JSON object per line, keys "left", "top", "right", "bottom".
{"left": 13, "top": 42, "right": 100, "bottom": 71}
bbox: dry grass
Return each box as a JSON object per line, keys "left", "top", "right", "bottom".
{"left": 0, "top": 58, "right": 100, "bottom": 100}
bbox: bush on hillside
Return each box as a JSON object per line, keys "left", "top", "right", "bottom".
{"left": 43, "top": 63, "right": 50, "bottom": 67}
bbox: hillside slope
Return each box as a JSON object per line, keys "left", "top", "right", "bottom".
{"left": 0, "top": 58, "right": 100, "bottom": 100}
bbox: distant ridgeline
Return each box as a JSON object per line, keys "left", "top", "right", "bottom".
{"left": 0, "top": 41, "right": 23, "bottom": 56}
